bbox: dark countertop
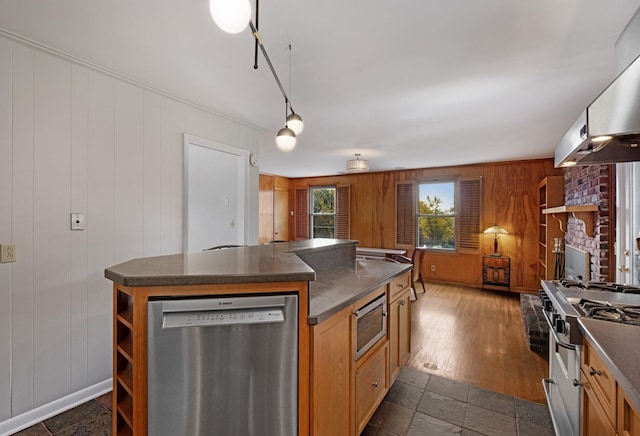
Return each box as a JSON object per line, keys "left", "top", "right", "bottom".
{"left": 578, "top": 318, "right": 640, "bottom": 414}
{"left": 104, "top": 238, "right": 358, "bottom": 287}
{"left": 308, "top": 259, "right": 411, "bottom": 325}
{"left": 105, "top": 238, "right": 411, "bottom": 325}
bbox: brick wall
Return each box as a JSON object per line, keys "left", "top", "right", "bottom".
{"left": 563, "top": 165, "right": 611, "bottom": 281}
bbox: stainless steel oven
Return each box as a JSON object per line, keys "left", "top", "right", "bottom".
{"left": 355, "top": 293, "right": 387, "bottom": 359}
{"left": 540, "top": 278, "right": 640, "bottom": 436}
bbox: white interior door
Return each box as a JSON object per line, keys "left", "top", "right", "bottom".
{"left": 616, "top": 162, "right": 640, "bottom": 285}
{"left": 184, "top": 134, "right": 248, "bottom": 252}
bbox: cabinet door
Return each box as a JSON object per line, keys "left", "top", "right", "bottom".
{"left": 388, "top": 289, "right": 411, "bottom": 384}
{"left": 398, "top": 291, "right": 411, "bottom": 367}
{"left": 582, "top": 370, "right": 616, "bottom": 436}
{"left": 311, "top": 307, "right": 353, "bottom": 436}
{"left": 618, "top": 386, "right": 640, "bottom": 436}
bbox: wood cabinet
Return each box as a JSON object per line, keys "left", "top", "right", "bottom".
{"left": 481, "top": 256, "right": 510, "bottom": 291}
{"left": 388, "top": 273, "right": 411, "bottom": 384}
{"left": 581, "top": 337, "right": 640, "bottom": 436}
{"left": 355, "top": 341, "right": 388, "bottom": 434}
{"left": 581, "top": 339, "right": 616, "bottom": 425}
{"left": 581, "top": 369, "right": 616, "bottom": 436}
{"left": 310, "top": 271, "right": 411, "bottom": 436}
{"left": 618, "top": 385, "right": 640, "bottom": 436}
{"left": 538, "top": 176, "right": 565, "bottom": 280}
{"left": 310, "top": 305, "right": 354, "bottom": 436}
{"left": 113, "top": 287, "right": 143, "bottom": 436}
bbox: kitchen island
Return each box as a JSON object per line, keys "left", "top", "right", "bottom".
{"left": 105, "top": 239, "right": 412, "bottom": 436}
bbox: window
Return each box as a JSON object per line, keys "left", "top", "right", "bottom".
{"left": 418, "top": 181, "right": 456, "bottom": 250}
{"left": 397, "top": 178, "right": 480, "bottom": 252}
{"left": 311, "top": 186, "right": 336, "bottom": 238}
{"left": 296, "top": 185, "right": 350, "bottom": 240}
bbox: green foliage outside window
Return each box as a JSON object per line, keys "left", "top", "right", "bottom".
{"left": 311, "top": 187, "right": 336, "bottom": 238}
{"left": 418, "top": 183, "right": 455, "bottom": 250}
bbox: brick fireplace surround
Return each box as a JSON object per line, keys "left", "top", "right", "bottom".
{"left": 563, "top": 164, "right": 615, "bottom": 282}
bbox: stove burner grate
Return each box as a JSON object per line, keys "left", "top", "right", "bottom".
{"left": 559, "top": 279, "right": 640, "bottom": 294}
{"left": 577, "top": 299, "right": 640, "bottom": 325}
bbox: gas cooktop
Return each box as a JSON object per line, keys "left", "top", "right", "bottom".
{"left": 558, "top": 279, "right": 640, "bottom": 294}
{"left": 544, "top": 279, "right": 640, "bottom": 325}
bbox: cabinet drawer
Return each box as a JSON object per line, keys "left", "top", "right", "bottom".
{"left": 582, "top": 340, "right": 616, "bottom": 425}
{"left": 389, "top": 272, "right": 411, "bottom": 301}
{"left": 356, "top": 342, "right": 388, "bottom": 434}
{"left": 582, "top": 370, "right": 616, "bottom": 436}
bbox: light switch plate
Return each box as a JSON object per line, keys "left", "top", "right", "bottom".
{"left": 0, "top": 243, "right": 16, "bottom": 263}
{"left": 71, "top": 213, "right": 85, "bottom": 230}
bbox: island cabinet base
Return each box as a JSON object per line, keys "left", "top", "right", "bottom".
{"left": 310, "top": 271, "right": 412, "bottom": 436}
{"left": 112, "top": 281, "right": 310, "bottom": 436}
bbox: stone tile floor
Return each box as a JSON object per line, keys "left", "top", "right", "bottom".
{"left": 13, "top": 393, "right": 111, "bottom": 436}
{"left": 363, "top": 367, "right": 555, "bottom": 436}
{"left": 14, "top": 367, "right": 554, "bottom": 435}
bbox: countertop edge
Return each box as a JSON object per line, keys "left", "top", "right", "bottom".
{"left": 578, "top": 318, "right": 640, "bottom": 414}
{"left": 307, "top": 265, "right": 412, "bottom": 325}
{"left": 105, "top": 270, "right": 317, "bottom": 287}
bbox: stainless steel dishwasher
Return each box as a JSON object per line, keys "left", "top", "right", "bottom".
{"left": 147, "top": 293, "right": 298, "bottom": 436}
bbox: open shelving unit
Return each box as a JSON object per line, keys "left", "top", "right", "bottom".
{"left": 538, "top": 176, "right": 565, "bottom": 281}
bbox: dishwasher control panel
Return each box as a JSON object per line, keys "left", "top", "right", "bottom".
{"left": 163, "top": 307, "right": 285, "bottom": 328}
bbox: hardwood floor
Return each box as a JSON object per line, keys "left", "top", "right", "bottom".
{"left": 407, "top": 282, "right": 549, "bottom": 404}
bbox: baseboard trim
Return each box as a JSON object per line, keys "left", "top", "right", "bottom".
{"left": 0, "top": 379, "right": 112, "bottom": 436}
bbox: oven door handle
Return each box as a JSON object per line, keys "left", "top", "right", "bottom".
{"left": 542, "top": 310, "right": 577, "bottom": 351}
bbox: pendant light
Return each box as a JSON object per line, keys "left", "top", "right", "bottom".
{"left": 286, "top": 112, "right": 304, "bottom": 135}
{"left": 209, "top": 0, "right": 251, "bottom": 34}
{"left": 276, "top": 126, "right": 296, "bottom": 152}
{"left": 276, "top": 100, "right": 297, "bottom": 152}
{"left": 211, "top": 0, "right": 305, "bottom": 152}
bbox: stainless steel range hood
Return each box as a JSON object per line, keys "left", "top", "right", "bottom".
{"left": 555, "top": 55, "right": 640, "bottom": 167}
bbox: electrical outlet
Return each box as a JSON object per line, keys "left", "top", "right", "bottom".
{"left": 431, "top": 264, "right": 436, "bottom": 272}
{"left": 1, "top": 243, "right": 16, "bottom": 263}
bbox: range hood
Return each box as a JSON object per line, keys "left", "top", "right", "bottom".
{"left": 555, "top": 55, "right": 640, "bottom": 167}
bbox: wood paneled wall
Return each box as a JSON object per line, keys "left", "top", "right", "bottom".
{"left": 272, "top": 158, "right": 562, "bottom": 292}
{"left": 259, "top": 174, "right": 291, "bottom": 244}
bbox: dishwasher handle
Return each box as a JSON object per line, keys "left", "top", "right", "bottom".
{"left": 156, "top": 295, "right": 289, "bottom": 329}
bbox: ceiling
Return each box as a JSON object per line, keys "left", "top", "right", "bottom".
{"left": 1, "top": 0, "right": 639, "bottom": 178}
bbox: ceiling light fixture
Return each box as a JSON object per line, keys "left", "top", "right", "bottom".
{"left": 209, "top": 0, "right": 304, "bottom": 151}
{"left": 346, "top": 154, "right": 369, "bottom": 172}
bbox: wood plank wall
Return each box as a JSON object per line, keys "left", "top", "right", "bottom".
{"left": 259, "top": 174, "right": 291, "bottom": 244}
{"left": 0, "top": 32, "right": 260, "bottom": 427}
{"left": 261, "top": 158, "right": 562, "bottom": 291}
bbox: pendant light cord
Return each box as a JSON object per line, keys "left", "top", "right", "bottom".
{"left": 249, "top": 19, "right": 296, "bottom": 115}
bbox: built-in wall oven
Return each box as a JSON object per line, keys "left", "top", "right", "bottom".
{"left": 355, "top": 293, "right": 387, "bottom": 359}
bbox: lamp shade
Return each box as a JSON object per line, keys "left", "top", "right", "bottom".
{"left": 483, "top": 224, "right": 507, "bottom": 256}
{"left": 286, "top": 113, "right": 304, "bottom": 135}
{"left": 276, "top": 127, "right": 296, "bottom": 152}
{"left": 346, "top": 154, "right": 369, "bottom": 172}
{"left": 483, "top": 224, "right": 508, "bottom": 235}
{"left": 209, "top": 0, "right": 251, "bottom": 34}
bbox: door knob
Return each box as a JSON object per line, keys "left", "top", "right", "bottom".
{"left": 618, "top": 265, "right": 630, "bottom": 272}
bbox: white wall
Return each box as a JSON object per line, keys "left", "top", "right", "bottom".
{"left": 0, "top": 31, "right": 259, "bottom": 432}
